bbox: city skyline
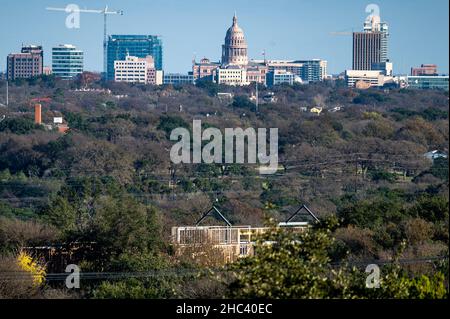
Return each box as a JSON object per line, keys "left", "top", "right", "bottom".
{"left": 0, "top": 0, "right": 449, "bottom": 75}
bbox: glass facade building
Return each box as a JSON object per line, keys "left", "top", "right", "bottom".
{"left": 163, "top": 73, "right": 194, "bottom": 85}
{"left": 107, "top": 35, "right": 163, "bottom": 80}
{"left": 296, "top": 59, "right": 328, "bottom": 83}
{"left": 52, "top": 45, "right": 83, "bottom": 79}
{"left": 407, "top": 76, "right": 449, "bottom": 90}
{"left": 259, "top": 59, "right": 327, "bottom": 83}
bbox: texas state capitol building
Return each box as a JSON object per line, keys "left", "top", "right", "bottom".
{"left": 193, "top": 14, "right": 269, "bottom": 86}
{"left": 192, "top": 14, "right": 327, "bottom": 86}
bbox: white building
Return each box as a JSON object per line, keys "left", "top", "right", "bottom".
{"left": 346, "top": 62, "right": 394, "bottom": 88}
{"left": 114, "top": 55, "right": 162, "bottom": 85}
{"left": 346, "top": 70, "right": 386, "bottom": 88}
{"left": 251, "top": 59, "right": 327, "bottom": 82}
{"left": 216, "top": 66, "right": 248, "bottom": 86}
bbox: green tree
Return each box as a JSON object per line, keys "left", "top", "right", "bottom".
{"left": 231, "top": 95, "right": 255, "bottom": 110}
{"left": 0, "top": 118, "right": 41, "bottom": 134}
{"left": 157, "top": 115, "right": 189, "bottom": 138}
{"left": 92, "top": 194, "right": 160, "bottom": 259}
{"left": 430, "top": 157, "right": 449, "bottom": 181}
{"left": 226, "top": 218, "right": 448, "bottom": 299}
{"left": 227, "top": 217, "right": 358, "bottom": 298}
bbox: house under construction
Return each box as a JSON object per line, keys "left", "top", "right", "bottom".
{"left": 171, "top": 204, "right": 319, "bottom": 263}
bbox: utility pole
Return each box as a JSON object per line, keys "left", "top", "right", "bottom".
{"left": 355, "top": 157, "right": 359, "bottom": 193}
{"left": 6, "top": 80, "right": 8, "bottom": 107}
{"left": 255, "top": 81, "right": 259, "bottom": 114}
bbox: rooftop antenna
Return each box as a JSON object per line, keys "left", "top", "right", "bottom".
{"left": 46, "top": 5, "right": 123, "bottom": 75}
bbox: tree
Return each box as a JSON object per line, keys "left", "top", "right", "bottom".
{"left": 196, "top": 80, "right": 219, "bottom": 96}
{"left": 409, "top": 195, "right": 449, "bottom": 223}
{"left": 231, "top": 95, "right": 255, "bottom": 110}
{"left": 0, "top": 118, "right": 41, "bottom": 134}
{"left": 226, "top": 218, "right": 448, "bottom": 299}
{"left": 157, "top": 115, "right": 189, "bottom": 138}
{"left": 227, "top": 217, "right": 358, "bottom": 298}
{"left": 92, "top": 194, "right": 160, "bottom": 260}
{"left": 429, "top": 157, "right": 449, "bottom": 181}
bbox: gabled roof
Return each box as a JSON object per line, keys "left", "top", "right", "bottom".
{"left": 195, "top": 206, "right": 232, "bottom": 227}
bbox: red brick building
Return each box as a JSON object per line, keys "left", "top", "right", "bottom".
{"left": 7, "top": 45, "right": 43, "bottom": 80}
{"left": 411, "top": 64, "right": 438, "bottom": 76}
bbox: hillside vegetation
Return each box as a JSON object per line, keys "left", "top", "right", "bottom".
{"left": 0, "top": 76, "right": 448, "bottom": 298}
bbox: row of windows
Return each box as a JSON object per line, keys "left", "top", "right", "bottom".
{"left": 115, "top": 73, "right": 146, "bottom": 76}
{"left": 53, "top": 63, "right": 83, "bottom": 67}
{"left": 114, "top": 66, "right": 149, "bottom": 69}
{"left": 53, "top": 68, "right": 83, "bottom": 71}
{"left": 115, "top": 62, "right": 147, "bottom": 66}
{"left": 10, "top": 58, "right": 40, "bottom": 62}
{"left": 52, "top": 58, "right": 83, "bottom": 61}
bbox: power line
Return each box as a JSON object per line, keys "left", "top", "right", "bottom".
{"left": 0, "top": 256, "right": 446, "bottom": 282}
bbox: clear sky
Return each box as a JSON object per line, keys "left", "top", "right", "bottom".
{"left": 0, "top": 0, "right": 448, "bottom": 75}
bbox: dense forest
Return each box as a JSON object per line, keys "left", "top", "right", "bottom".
{"left": 0, "top": 74, "right": 448, "bottom": 298}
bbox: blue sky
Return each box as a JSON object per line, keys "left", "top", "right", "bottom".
{"left": 0, "top": 0, "right": 448, "bottom": 75}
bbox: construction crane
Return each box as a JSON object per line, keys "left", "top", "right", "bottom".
{"left": 46, "top": 5, "right": 123, "bottom": 75}
{"left": 329, "top": 31, "right": 353, "bottom": 36}
{"left": 329, "top": 27, "right": 355, "bottom": 37}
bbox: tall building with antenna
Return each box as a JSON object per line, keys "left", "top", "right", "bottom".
{"left": 353, "top": 14, "right": 389, "bottom": 70}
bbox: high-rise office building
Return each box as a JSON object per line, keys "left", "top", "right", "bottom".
{"left": 52, "top": 44, "right": 84, "bottom": 79}
{"left": 296, "top": 59, "right": 328, "bottom": 83}
{"left": 353, "top": 15, "right": 389, "bottom": 70}
{"left": 6, "top": 45, "right": 43, "bottom": 80}
{"left": 107, "top": 35, "right": 163, "bottom": 80}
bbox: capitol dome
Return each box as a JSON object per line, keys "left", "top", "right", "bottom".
{"left": 222, "top": 14, "right": 248, "bottom": 66}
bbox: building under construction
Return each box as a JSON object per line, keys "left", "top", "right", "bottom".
{"left": 171, "top": 204, "right": 319, "bottom": 263}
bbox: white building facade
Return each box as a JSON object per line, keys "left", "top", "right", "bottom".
{"left": 216, "top": 66, "right": 248, "bottom": 86}
{"left": 114, "top": 55, "right": 162, "bottom": 84}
